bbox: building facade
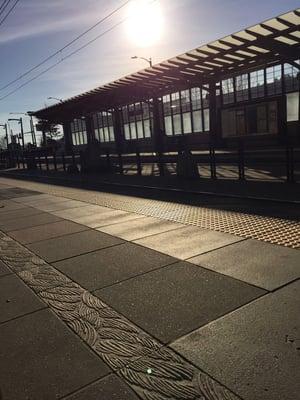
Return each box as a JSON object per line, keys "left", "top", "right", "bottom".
{"left": 32, "top": 9, "right": 300, "bottom": 154}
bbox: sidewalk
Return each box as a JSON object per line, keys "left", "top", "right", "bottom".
{"left": 0, "top": 178, "right": 299, "bottom": 399}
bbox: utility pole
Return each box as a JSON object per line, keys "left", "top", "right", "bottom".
{"left": 0, "top": 123, "right": 8, "bottom": 148}
{"left": 8, "top": 118, "right": 25, "bottom": 150}
{"left": 20, "top": 117, "right": 25, "bottom": 150}
{"left": 29, "top": 116, "right": 36, "bottom": 146}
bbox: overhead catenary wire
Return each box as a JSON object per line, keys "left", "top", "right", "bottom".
{"left": 0, "top": 0, "right": 20, "bottom": 27}
{"left": 0, "top": 18, "right": 126, "bottom": 101}
{"left": 0, "top": 0, "right": 131, "bottom": 91}
{"left": 0, "top": 0, "right": 158, "bottom": 101}
{"left": 0, "top": 0, "right": 11, "bottom": 16}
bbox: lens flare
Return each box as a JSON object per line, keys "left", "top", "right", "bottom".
{"left": 125, "top": 0, "right": 164, "bottom": 47}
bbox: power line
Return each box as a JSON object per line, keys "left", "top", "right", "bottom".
{"left": 0, "top": 0, "right": 131, "bottom": 91}
{"left": 0, "top": 18, "right": 126, "bottom": 101}
{"left": 0, "top": 0, "right": 20, "bottom": 26}
{"left": 0, "top": 0, "right": 11, "bottom": 16}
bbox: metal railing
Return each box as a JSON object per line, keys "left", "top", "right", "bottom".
{"left": 2, "top": 143, "right": 299, "bottom": 183}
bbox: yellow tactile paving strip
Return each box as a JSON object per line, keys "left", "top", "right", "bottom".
{"left": 0, "top": 177, "right": 299, "bottom": 249}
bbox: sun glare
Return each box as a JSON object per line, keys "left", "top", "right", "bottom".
{"left": 125, "top": 0, "right": 163, "bottom": 47}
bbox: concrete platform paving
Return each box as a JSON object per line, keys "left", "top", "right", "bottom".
{"left": 0, "top": 206, "right": 43, "bottom": 222}
{"left": 135, "top": 225, "right": 243, "bottom": 259}
{"left": 53, "top": 242, "right": 176, "bottom": 291}
{"left": 0, "top": 178, "right": 299, "bottom": 400}
{"left": 96, "top": 261, "right": 265, "bottom": 343}
{"left": 189, "top": 239, "right": 300, "bottom": 290}
{"left": 27, "top": 230, "right": 123, "bottom": 262}
{"left": 171, "top": 280, "right": 300, "bottom": 400}
{"left": 98, "top": 216, "right": 185, "bottom": 241}
{"left": 0, "top": 308, "right": 110, "bottom": 400}
{"left": 0, "top": 212, "right": 62, "bottom": 232}
{"left": 63, "top": 374, "right": 140, "bottom": 400}
{"left": 9, "top": 220, "right": 89, "bottom": 244}
{"left": 0, "top": 274, "right": 46, "bottom": 323}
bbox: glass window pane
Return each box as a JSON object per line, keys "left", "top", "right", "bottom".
{"left": 109, "top": 126, "right": 115, "bottom": 141}
{"left": 192, "top": 110, "right": 203, "bottom": 132}
{"left": 137, "top": 120, "right": 144, "bottom": 139}
{"left": 144, "top": 119, "right": 151, "bottom": 137}
{"left": 130, "top": 122, "right": 137, "bottom": 139}
{"left": 287, "top": 92, "right": 299, "bottom": 121}
{"left": 173, "top": 114, "right": 182, "bottom": 135}
{"left": 222, "top": 78, "right": 234, "bottom": 104}
{"left": 104, "top": 127, "right": 109, "bottom": 142}
{"left": 203, "top": 109, "right": 210, "bottom": 131}
{"left": 236, "top": 74, "right": 249, "bottom": 101}
{"left": 266, "top": 65, "right": 282, "bottom": 95}
{"left": 202, "top": 87, "right": 210, "bottom": 108}
{"left": 99, "top": 128, "right": 105, "bottom": 142}
{"left": 164, "top": 116, "right": 172, "bottom": 135}
{"left": 284, "top": 61, "right": 300, "bottom": 92}
{"left": 191, "top": 87, "right": 201, "bottom": 110}
{"left": 180, "top": 90, "right": 190, "bottom": 112}
{"left": 124, "top": 124, "right": 130, "bottom": 140}
{"left": 182, "top": 112, "right": 192, "bottom": 134}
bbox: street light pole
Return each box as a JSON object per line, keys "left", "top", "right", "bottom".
{"left": 0, "top": 123, "right": 8, "bottom": 148}
{"left": 8, "top": 118, "right": 25, "bottom": 150}
{"left": 10, "top": 112, "right": 37, "bottom": 146}
{"left": 131, "top": 56, "right": 153, "bottom": 67}
{"left": 47, "top": 97, "right": 63, "bottom": 103}
{"left": 20, "top": 117, "right": 25, "bottom": 150}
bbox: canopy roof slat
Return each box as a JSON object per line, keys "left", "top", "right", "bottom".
{"left": 31, "top": 8, "right": 300, "bottom": 121}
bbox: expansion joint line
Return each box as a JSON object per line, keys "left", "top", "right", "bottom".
{"left": 0, "top": 231, "right": 241, "bottom": 400}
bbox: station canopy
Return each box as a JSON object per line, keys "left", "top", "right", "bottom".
{"left": 32, "top": 8, "right": 300, "bottom": 122}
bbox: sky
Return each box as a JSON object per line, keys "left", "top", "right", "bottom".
{"left": 0, "top": 0, "right": 299, "bottom": 140}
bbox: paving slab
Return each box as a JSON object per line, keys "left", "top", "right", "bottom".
{"left": 0, "top": 308, "right": 110, "bottom": 400}
{"left": 54, "top": 242, "right": 176, "bottom": 291}
{"left": 0, "top": 188, "right": 41, "bottom": 199}
{"left": 12, "top": 193, "right": 68, "bottom": 203}
{"left": 189, "top": 239, "right": 300, "bottom": 290}
{"left": 0, "top": 206, "right": 43, "bottom": 222}
{"left": 0, "top": 212, "right": 62, "bottom": 232}
{"left": 52, "top": 204, "right": 111, "bottom": 219}
{"left": 91, "top": 210, "right": 144, "bottom": 228}
{"left": 27, "top": 229, "right": 123, "bottom": 262}
{"left": 135, "top": 226, "right": 243, "bottom": 259}
{"left": 20, "top": 198, "right": 74, "bottom": 209}
{"left": 171, "top": 280, "right": 300, "bottom": 400}
{"left": 96, "top": 261, "right": 265, "bottom": 343}
{"left": 9, "top": 220, "right": 89, "bottom": 244}
{"left": 0, "top": 260, "right": 12, "bottom": 277}
{"left": 0, "top": 200, "right": 28, "bottom": 213}
{"left": 68, "top": 209, "right": 136, "bottom": 228}
{"left": 63, "top": 374, "right": 140, "bottom": 400}
{"left": 98, "top": 216, "right": 185, "bottom": 240}
{"left": 0, "top": 274, "right": 46, "bottom": 323}
{"left": 33, "top": 199, "right": 90, "bottom": 212}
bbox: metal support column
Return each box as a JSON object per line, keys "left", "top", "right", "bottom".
{"left": 152, "top": 97, "right": 164, "bottom": 176}
{"left": 62, "top": 121, "right": 73, "bottom": 155}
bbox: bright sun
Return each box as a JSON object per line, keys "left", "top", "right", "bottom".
{"left": 125, "top": 0, "right": 164, "bottom": 47}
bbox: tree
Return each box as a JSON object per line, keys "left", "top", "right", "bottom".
{"left": 36, "top": 120, "right": 62, "bottom": 147}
